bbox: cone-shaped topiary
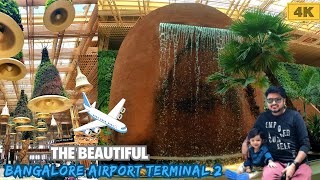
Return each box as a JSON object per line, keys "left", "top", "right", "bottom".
{"left": 7, "top": 117, "right": 15, "bottom": 126}
{"left": 12, "top": 51, "right": 24, "bottom": 63}
{"left": 32, "top": 48, "right": 68, "bottom": 98}
{"left": 45, "top": 0, "right": 72, "bottom": 9}
{"left": 14, "top": 90, "right": 33, "bottom": 120}
{"left": 0, "top": 0, "right": 23, "bottom": 31}
{"left": 21, "top": 131, "right": 32, "bottom": 140}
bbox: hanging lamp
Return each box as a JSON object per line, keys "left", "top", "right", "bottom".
{"left": 0, "top": 0, "right": 24, "bottom": 58}
{"left": 43, "top": 0, "right": 75, "bottom": 32}
{"left": 28, "top": 48, "right": 72, "bottom": 113}
{"left": 75, "top": 65, "right": 93, "bottom": 92}
{"left": 1, "top": 102, "right": 10, "bottom": 119}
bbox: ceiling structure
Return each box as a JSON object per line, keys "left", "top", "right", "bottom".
{"left": 99, "top": 0, "right": 320, "bottom": 66}
{"left": 0, "top": 0, "right": 98, "bottom": 138}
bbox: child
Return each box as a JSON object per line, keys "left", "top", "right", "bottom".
{"left": 225, "top": 128, "right": 277, "bottom": 180}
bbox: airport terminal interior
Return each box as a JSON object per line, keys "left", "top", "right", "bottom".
{"left": 0, "top": 0, "right": 319, "bottom": 179}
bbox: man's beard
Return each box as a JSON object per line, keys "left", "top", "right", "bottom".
{"left": 271, "top": 105, "right": 285, "bottom": 113}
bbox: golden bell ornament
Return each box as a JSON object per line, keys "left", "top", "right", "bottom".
{"left": 43, "top": 0, "right": 75, "bottom": 32}
{"left": 0, "top": 58, "right": 27, "bottom": 81}
{"left": 1, "top": 102, "right": 10, "bottom": 119}
{"left": 36, "top": 112, "right": 51, "bottom": 119}
{"left": 13, "top": 116, "right": 31, "bottom": 124}
{"left": 0, "top": 12, "right": 24, "bottom": 58}
{"left": 28, "top": 95, "right": 72, "bottom": 113}
{"left": 75, "top": 65, "right": 93, "bottom": 92}
{"left": 15, "top": 125, "right": 36, "bottom": 132}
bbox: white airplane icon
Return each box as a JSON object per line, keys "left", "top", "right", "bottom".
{"left": 73, "top": 92, "right": 127, "bottom": 135}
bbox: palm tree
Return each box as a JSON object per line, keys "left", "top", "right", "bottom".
{"left": 208, "top": 72, "right": 268, "bottom": 118}
{"left": 209, "top": 10, "right": 296, "bottom": 110}
{"left": 296, "top": 67, "right": 320, "bottom": 119}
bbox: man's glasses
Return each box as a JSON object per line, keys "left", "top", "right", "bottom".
{"left": 266, "top": 98, "right": 283, "bottom": 104}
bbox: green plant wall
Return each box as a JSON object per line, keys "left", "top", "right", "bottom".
{"left": 98, "top": 50, "right": 117, "bottom": 145}
{"left": 275, "top": 62, "right": 320, "bottom": 107}
{"left": 98, "top": 50, "right": 117, "bottom": 112}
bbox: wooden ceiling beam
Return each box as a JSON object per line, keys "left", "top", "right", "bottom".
{"left": 12, "top": 81, "right": 21, "bottom": 100}
{"left": 107, "top": 0, "right": 120, "bottom": 25}
{"left": 64, "top": 4, "right": 98, "bottom": 89}
{"left": 16, "top": 0, "right": 97, "bottom": 6}
{"left": 0, "top": 82, "right": 8, "bottom": 103}
{"left": 54, "top": 31, "right": 65, "bottom": 66}
{"left": 26, "top": 66, "right": 73, "bottom": 73}
{"left": 51, "top": 37, "right": 58, "bottom": 62}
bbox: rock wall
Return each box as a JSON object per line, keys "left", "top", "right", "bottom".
{"left": 109, "top": 3, "right": 256, "bottom": 156}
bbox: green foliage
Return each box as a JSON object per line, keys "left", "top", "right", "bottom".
{"left": 307, "top": 114, "right": 320, "bottom": 144}
{"left": 224, "top": 9, "right": 294, "bottom": 75}
{"left": 21, "top": 131, "right": 33, "bottom": 140}
{"left": 97, "top": 50, "right": 117, "bottom": 145}
{"left": 12, "top": 51, "right": 24, "bottom": 63}
{"left": 0, "top": 0, "right": 23, "bottom": 31}
{"left": 98, "top": 50, "right": 117, "bottom": 112}
{"left": 32, "top": 48, "right": 68, "bottom": 98}
{"left": 275, "top": 62, "right": 320, "bottom": 107}
{"left": 98, "top": 128, "right": 113, "bottom": 145}
{"left": 45, "top": 0, "right": 72, "bottom": 9}
{"left": 274, "top": 63, "right": 300, "bottom": 98}
{"left": 208, "top": 72, "right": 256, "bottom": 94}
{"left": 13, "top": 90, "right": 33, "bottom": 120}
{"left": 209, "top": 9, "right": 293, "bottom": 97}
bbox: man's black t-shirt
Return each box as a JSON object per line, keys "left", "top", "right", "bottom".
{"left": 253, "top": 109, "right": 310, "bottom": 163}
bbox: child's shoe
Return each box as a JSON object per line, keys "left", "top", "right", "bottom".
{"left": 224, "top": 169, "right": 238, "bottom": 180}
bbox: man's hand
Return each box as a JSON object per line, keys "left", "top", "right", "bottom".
{"left": 241, "top": 142, "right": 249, "bottom": 160}
{"left": 268, "top": 160, "right": 277, "bottom": 168}
{"left": 281, "top": 164, "right": 296, "bottom": 180}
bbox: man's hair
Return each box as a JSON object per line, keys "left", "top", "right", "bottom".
{"left": 248, "top": 128, "right": 265, "bottom": 140}
{"left": 265, "top": 86, "right": 287, "bottom": 98}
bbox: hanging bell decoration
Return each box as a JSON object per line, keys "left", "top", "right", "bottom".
{"left": 35, "top": 131, "right": 47, "bottom": 141}
{"left": 15, "top": 125, "right": 36, "bottom": 132}
{"left": 43, "top": 0, "right": 75, "bottom": 32}
{"left": 36, "top": 112, "right": 51, "bottom": 119}
{"left": 75, "top": 65, "right": 93, "bottom": 92}
{"left": 1, "top": 102, "right": 10, "bottom": 119}
{"left": 0, "top": 0, "right": 24, "bottom": 58}
{"left": 0, "top": 56, "right": 27, "bottom": 81}
{"left": 37, "top": 123, "right": 48, "bottom": 132}
{"left": 37, "top": 118, "right": 47, "bottom": 126}
{"left": 28, "top": 48, "right": 72, "bottom": 113}
{"left": 50, "top": 115, "right": 57, "bottom": 126}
